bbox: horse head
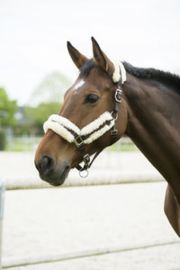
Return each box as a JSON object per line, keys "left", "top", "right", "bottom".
{"left": 35, "top": 38, "right": 128, "bottom": 186}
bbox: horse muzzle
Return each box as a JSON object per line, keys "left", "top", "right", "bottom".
{"left": 35, "top": 155, "right": 70, "bottom": 186}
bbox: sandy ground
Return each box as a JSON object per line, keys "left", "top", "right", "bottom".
{"left": 0, "top": 151, "right": 179, "bottom": 269}
{"left": 1, "top": 183, "right": 180, "bottom": 270}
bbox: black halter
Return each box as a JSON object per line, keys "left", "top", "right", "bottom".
{"left": 43, "top": 61, "right": 126, "bottom": 177}
{"left": 76, "top": 84, "right": 123, "bottom": 177}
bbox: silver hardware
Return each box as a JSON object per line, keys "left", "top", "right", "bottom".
{"left": 111, "top": 111, "right": 118, "bottom": 121}
{"left": 74, "top": 135, "right": 84, "bottom": 148}
{"left": 79, "top": 169, "right": 89, "bottom": 178}
{"left": 115, "top": 88, "right": 122, "bottom": 103}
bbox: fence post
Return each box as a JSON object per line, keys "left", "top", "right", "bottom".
{"left": 0, "top": 178, "right": 5, "bottom": 270}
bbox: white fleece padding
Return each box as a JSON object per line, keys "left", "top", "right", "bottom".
{"left": 43, "top": 112, "right": 115, "bottom": 145}
{"left": 83, "top": 120, "right": 114, "bottom": 144}
{"left": 43, "top": 115, "right": 79, "bottom": 143}
{"left": 112, "top": 61, "right": 126, "bottom": 84}
{"left": 45, "top": 114, "right": 80, "bottom": 134}
{"left": 81, "top": 112, "right": 115, "bottom": 144}
{"left": 43, "top": 120, "right": 75, "bottom": 143}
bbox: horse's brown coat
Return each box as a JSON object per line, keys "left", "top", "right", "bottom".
{"left": 35, "top": 38, "right": 180, "bottom": 237}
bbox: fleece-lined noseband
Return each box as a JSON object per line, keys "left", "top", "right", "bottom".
{"left": 43, "top": 61, "right": 126, "bottom": 176}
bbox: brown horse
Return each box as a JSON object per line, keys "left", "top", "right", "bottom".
{"left": 35, "top": 37, "right": 180, "bottom": 237}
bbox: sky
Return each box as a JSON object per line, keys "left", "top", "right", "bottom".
{"left": 0, "top": 0, "right": 180, "bottom": 106}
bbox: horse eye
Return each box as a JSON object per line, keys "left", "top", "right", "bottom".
{"left": 84, "top": 94, "right": 99, "bottom": 104}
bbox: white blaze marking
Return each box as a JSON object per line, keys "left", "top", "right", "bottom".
{"left": 74, "top": 79, "right": 85, "bottom": 90}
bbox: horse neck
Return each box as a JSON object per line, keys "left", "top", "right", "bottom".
{"left": 123, "top": 73, "right": 180, "bottom": 200}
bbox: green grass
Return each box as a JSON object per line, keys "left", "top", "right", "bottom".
{"left": 5, "top": 138, "right": 138, "bottom": 152}
{"left": 6, "top": 142, "right": 33, "bottom": 151}
{"left": 120, "top": 143, "right": 138, "bottom": 152}
{"left": 108, "top": 142, "right": 138, "bottom": 152}
{"left": 5, "top": 138, "right": 41, "bottom": 152}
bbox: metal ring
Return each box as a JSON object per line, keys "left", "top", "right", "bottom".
{"left": 79, "top": 169, "right": 89, "bottom": 178}
{"left": 111, "top": 111, "right": 118, "bottom": 121}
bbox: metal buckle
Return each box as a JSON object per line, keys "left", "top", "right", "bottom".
{"left": 111, "top": 125, "right": 118, "bottom": 137}
{"left": 115, "top": 88, "right": 122, "bottom": 103}
{"left": 74, "top": 135, "right": 84, "bottom": 148}
{"left": 83, "top": 154, "right": 90, "bottom": 164}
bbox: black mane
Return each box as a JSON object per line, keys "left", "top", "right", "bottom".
{"left": 123, "top": 62, "right": 180, "bottom": 92}
{"left": 79, "top": 59, "right": 180, "bottom": 93}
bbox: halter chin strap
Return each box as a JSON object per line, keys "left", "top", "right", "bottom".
{"left": 43, "top": 61, "right": 126, "bottom": 176}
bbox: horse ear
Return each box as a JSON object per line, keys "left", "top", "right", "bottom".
{"left": 67, "top": 41, "right": 88, "bottom": 69}
{"left": 91, "top": 37, "right": 115, "bottom": 77}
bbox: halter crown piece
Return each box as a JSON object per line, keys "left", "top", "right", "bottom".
{"left": 43, "top": 61, "right": 126, "bottom": 177}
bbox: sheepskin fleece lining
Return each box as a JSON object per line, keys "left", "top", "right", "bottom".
{"left": 43, "top": 61, "right": 126, "bottom": 145}
{"left": 43, "top": 112, "right": 115, "bottom": 145}
{"left": 112, "top": 61, "right": 127, "bottom": 84}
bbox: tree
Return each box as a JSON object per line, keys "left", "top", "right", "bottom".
{"left": 0, "top": 87, "right": 17, "bottom": 127}
{"left": 29, "top": 71, "right": 71, "bottom": 106}
{"left": 25, "top": 102, "right": 62, "bottom": 135}
{"left": 15, "top": 70, "right": 70, "bottom": 135}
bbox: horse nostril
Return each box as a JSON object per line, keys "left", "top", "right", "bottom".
{"left": 37, "top": 155, "right": 54, "bottom": 175}
{"left": 63, "top": 162, "right": 70, "bottom": 174}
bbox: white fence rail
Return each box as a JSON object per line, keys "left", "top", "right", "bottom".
{"left": 6, "top": 135, "right": 135, "bottom": 152}
{"left": 0, "top": 178, "right": 5, "bottom": 270}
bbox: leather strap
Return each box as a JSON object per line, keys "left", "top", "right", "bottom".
{"left": 76, "top": 83, "right": 123, "bottom": 175}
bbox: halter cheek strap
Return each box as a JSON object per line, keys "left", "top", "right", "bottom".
{"left": 43, "top": 61, "right": 126, "bottom": 176}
